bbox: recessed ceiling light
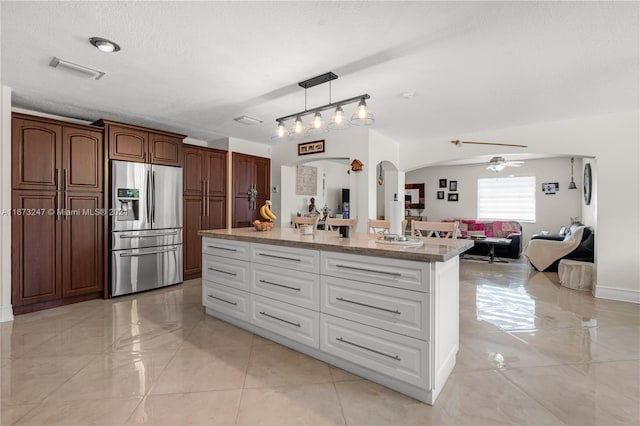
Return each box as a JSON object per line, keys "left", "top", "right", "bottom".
{"left": 234, "top": 115, "right": 263, "bottom": 125}
{"left": 89, "top": 37, "right": 121, "bottom": 53}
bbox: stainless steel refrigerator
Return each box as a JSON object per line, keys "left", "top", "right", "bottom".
{"left": 110, "top": 160, "right": 183, "bottom": 296}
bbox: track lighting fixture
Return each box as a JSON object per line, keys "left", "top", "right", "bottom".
{"left": 273, "top": 72, "right": 374, "bottom": 139}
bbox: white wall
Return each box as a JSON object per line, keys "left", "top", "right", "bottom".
{"left": 400, "top": 111, "right": 640, "bottom": 303}
{"left": 406, "top": 157, "right": 584, "bottom": 245}
{"left": 0, "top": 86, "right": 13, "bottom": 321}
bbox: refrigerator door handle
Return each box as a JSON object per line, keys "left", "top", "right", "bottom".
{"left": 152, "top": 171, "right": 156, "bottom": 223}
{"left": 146, "top": 170, "right": 151, "bottom": 223}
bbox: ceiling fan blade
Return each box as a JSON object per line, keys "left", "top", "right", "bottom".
{"left": 506, "top": 163, "right": 522, "bottom": 167}
{"left": 451, "top": 140, "right": 528, "bottom": 148}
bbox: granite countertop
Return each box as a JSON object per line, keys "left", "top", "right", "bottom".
{"left": 198, "top": 227, "right": 474, "bottom": 263}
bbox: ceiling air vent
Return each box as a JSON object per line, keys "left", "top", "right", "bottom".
{"left": 234, "top": 115, "right": 263, "bottom": 125}
{"left": 49, "top": 57, "right": 105, "bottom": 80}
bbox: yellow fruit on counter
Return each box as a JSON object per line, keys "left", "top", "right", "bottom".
{"left": 259, "top": 205, "right": 271, "bottom": 221}
{"left": 263, "top": 201, "right": 277, "bottom": 220}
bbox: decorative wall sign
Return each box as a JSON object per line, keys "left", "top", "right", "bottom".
{"left": 448, "top": 193, "right": 459, "bottom": 202}
{"left": 542, "top": 182, "right": 559, "bottom": 195}
{"left": 298, "top": 140, "right": 325, "bottom": 156}
{"left": 296, "top": 165, "right": 317, "bottom": 195}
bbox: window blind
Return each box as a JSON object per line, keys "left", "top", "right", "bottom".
{"left": 477, "top": 176, "right": 536, "bottom": 222}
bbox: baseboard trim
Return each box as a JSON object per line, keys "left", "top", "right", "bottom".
{"left": 595, "top": 285, "right": 640, "bottom": 304}
{"left": 0, "top": 304, "right": 14, "bottom": 322}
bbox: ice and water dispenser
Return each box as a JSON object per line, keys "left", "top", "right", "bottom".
{"left": 116, "top": 188, "right": 140, "bottom": 222}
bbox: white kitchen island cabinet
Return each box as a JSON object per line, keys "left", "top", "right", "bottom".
{"left": 198, "top": 227, "right": 473, "bottom": 405}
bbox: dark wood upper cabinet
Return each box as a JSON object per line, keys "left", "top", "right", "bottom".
{"left": 12, "top": 116, "right": 62, "bottom": 191}
{"left": 205, "top": 150, "right": 227, "bottom": 197}
{"left": 233, "top": 154, "right": 255, "bottom": 198}
{"left": 183, "top": 147, "right": 205, "bottom": 195}
{"left": 150, "top": 133, "right": 183, "bottom": 166}
{"left": 94, "top": 119, "right": 185, "bottom": 166}
{"left": 108, "top": 125, "right": 148, "bottom": 163}
{"left": 64, "top": 127, "right": 103, "bottom": 192}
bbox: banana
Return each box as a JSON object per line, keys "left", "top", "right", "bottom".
{"left": 259, "top": 205, "right": 271, "bottom": 221}
{"left": 263, "top": 200, "right": 277, "bottom": 220}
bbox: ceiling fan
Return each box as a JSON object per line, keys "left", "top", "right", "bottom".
{"left": 451, "top": 140, "right": 528, "bottom": 148}
{"left": 487, "top": 156, "right": 524, "bottom": 172}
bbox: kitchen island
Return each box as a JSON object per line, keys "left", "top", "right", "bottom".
{"left": 198, "top": 227, "right": 473, "bottom": 404}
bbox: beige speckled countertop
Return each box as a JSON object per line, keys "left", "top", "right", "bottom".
{"left": 198, "top": 227, "right": 474, "bottom": 263}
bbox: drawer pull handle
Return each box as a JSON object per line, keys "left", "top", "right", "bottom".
{"left": 259, "top": 279, "right": 301, "bottom": 292}
{"left": 335, "top": 264, "right": 402, "bottom": 277}
{"left": 208, "top": 267, "right": 237, "bottom": 276}
{"left": 120, "top": 231, "right": 178, "bottom": 238}
{"left": 207, "top": 295, "right": 238, "bottom": 306}
{"left": 336, "top": 337, "right": 401, "bottom": 361}
{"left": 207, "top": 245, "right": 238, "bottom": 252}
{"left": 336, "top": 297, "right": 401, "bottom": 314}
{"left": 119, "top": 247, "right": 178, "bottom": 257}
{"left": 258, "top": 253, "right": 301, "bottom": 262}
{"left": 259, "top": 311, "right": 301, "bottom": 327}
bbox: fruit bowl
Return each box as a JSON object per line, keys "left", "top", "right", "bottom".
{"left": 253, "top": 220, "right": 275, "bottom": 232}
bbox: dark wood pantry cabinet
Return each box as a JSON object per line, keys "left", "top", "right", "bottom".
{"left": 183, "top": 146, "right": 227, "bottom": 279}
{"left": 232, "top": 153, "right": 270, "bottom": 228}
{"left": 11, "top": 113, "right": 104, "bottom": 313}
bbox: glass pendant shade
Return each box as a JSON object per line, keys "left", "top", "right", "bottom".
{"left": 291, "top": 116, "right": 306, "bottom": 138}
{"left": 306, "top": 111, "right": 327, "bottom": 135}
{"left": 328, "top": 105, "right": 350, "bottom": 130}
{"left": 271, "top": 121, "right": 289, "bottom": 139}
{"left": 350, "top": 98, "right": 375, "bottom": 126}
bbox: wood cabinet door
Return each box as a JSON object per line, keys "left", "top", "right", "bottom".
{"left": 63, "top": 127, "right": 103, "bottom": 192}
{"left": 12, "top": 117, "right": 61, "bottom": 191}
{"left": 232, "top": 153, "right": 255, "bottom": 197}
{"left": 183, "top": 146, "right": 204, "bottom": 196}
{"left": 11, "top": 191, "right": 61, "bottom": 306}
{"left": 61, "top": 193, "right": 103, "bottom": 297}
{"left": 206, "top": 197, "right": 226, "bottom": 230}
{"left": 254, "top": 157, "right": 271, "bottom": 201}
{"left": 233, "top": 197, "right": 258, "bottom": 228}
{"left": 183, "top": 195, "right": 205, "bottom": 279}
{"left": 205, "top": 150, "right": 226, "bottom": 197}
{"left": 149, "top": 133, "right": 183, "bottom": 166}
{"left": 108, "top": 125, "right": 148, "bottom": 162}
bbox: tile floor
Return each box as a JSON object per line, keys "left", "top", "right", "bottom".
{"left": 1, "top": 259, "right": 639, "bottom": 425}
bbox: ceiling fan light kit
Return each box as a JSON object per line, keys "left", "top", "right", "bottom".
{"left": 487, "top": 156, "right": 524, "bottom": 172}
{"left": 273, "top": 72, "right": 374, "bottom": 139}
{"left": 451, "top": 140, "right": 528, "bottom": 148}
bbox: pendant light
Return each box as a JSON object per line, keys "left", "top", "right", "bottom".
{"left": 306, "top": 111, "right": 327, "bottom": 135}
{"left": 291, "top": 116, "right": 305, "bottom": 138}
{"left": 350, "top": 97, "right": 375, "bottom": 126}
{"left": 271, "top": 120, "right": 289, "bottom": 139}
{"left": 328, "top": 105, "right": 350, "bottom": 130}
{"left": 568, "top": 157, "right": 577, "bottom": 189}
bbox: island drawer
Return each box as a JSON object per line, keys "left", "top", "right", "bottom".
{"left": 321, "top": 276, "right": 429, "bottom": 340}
{"left": 202, "top": 254, "right": 250, "bottom": 290}
{"left": 202, "top": 237, "right": 250, "bottom": 261}
{"left": 321, "top": 252, "right": 431, "bottom": 292}
{"left": 251, "top": 294, "right": 319, "bottom": 349}
{"left": 252, "top": 263, "right": 320, "bottom": 311}
{"left": 320, "top": 314, "right": 429, "bottom": 388}
{"left": 252, "top": 243, "right": 319, "bottom": 274}
{"left": 203, "top": 282, "right": 251, "bottom": 322}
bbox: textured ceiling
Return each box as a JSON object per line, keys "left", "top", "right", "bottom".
{"left": 1, "top": 2, "right": 638, "bottom": 145}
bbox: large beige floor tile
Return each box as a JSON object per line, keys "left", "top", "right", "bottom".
{"left": 0, "top": 403, "right": 37, "bottom": 425}
{"left": 237, "top": 383, "right": 345, "bottom": 426}
{"left": 0, "top": 328, "right": 56, "bottom": 358}
{"left": 45, "top": 351, "right": 174, "bottom": 402}
{"left": 569, "top": 360, "right": 640, "bottom": 401}
{"left": 334, "top": 380, "right": 433, "bottom": 426}
{"left": 0, "top": 355, "right": 95, "bottom": 405}
{"left": 150, "top": 345, "right": 250, "bottom": 394}
{"left": 182, "top": 316, "right": 254, "bottom": 350}
{"left": 244, "top": 343, "right": 332, "bottom": 388}
{"left": 24, "top": 324, "right": 130, "bottom": 357}
{"left": 501, "top": 364, "right": 640, "bottom": 425}
{"left": 15, "top": 397, "right": 142, "bottom": 426}
{"left": 433, "top": 369, "right": 564, "bottom": 426}
{"left": 126, "top": 390, "right": 242, "bottom": 425}
{"left": 329, "top": 365, "right": 363, "bottom": 382}
{"left": 110, "top": 322, "right": 195, "bottom": 353}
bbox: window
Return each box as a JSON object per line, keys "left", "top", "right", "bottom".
{"left": 477, "top": 176, "right": 536, "bottom": 222}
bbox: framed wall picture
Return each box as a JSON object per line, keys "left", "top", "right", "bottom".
{"left": 439, "top": 179, "right": 447, "bottom": 188}
{"left": 437, "top": 191, "right": 445, "bottom": 200}
{"left": 542, "top": 182, "right": 559, "bottom": 195}
{"left": 298, "top": 140, "right": 325, "bottom": 156}
{"left": 404, "top": 183, "right": 425, "bottom": 209}
{"left": 449, "top": 180, "right": 458, "bottom": 191}
{"left": 448, "top": 193, "right": 459, "bottom": 202}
